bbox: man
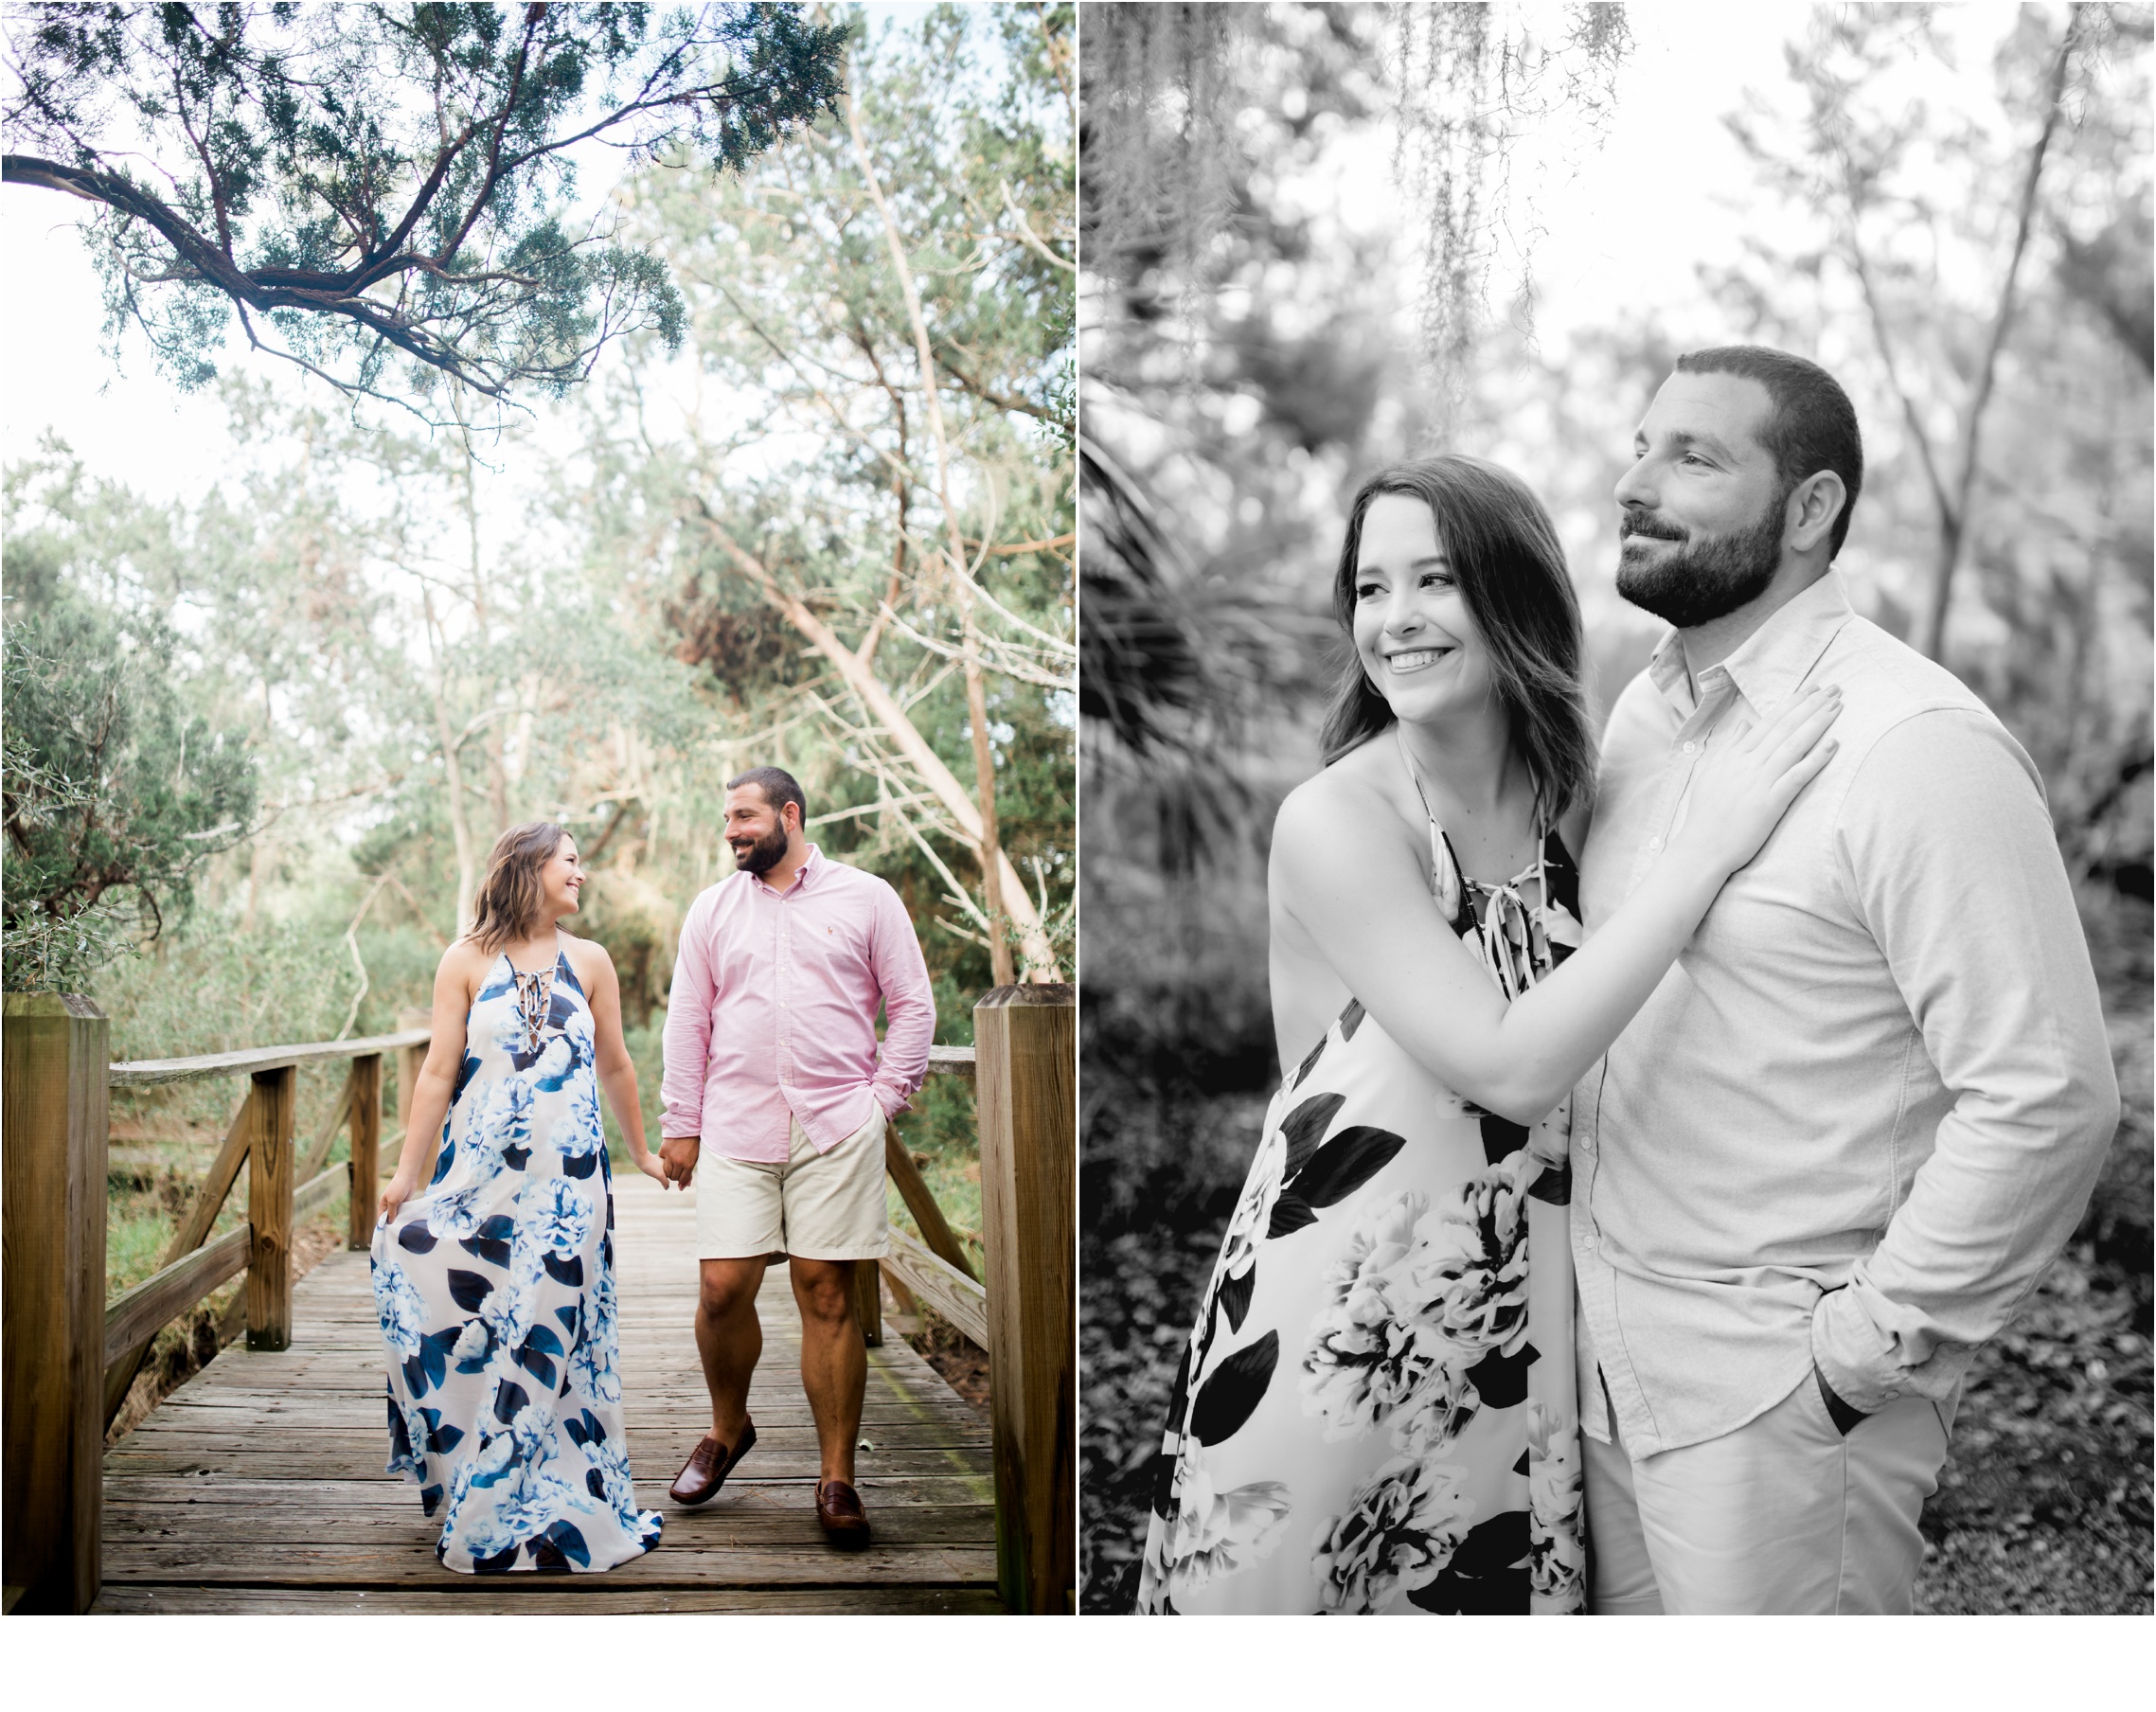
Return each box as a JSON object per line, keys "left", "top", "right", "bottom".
{"left": 1572, "top": 346, "right": 2118, "bottom": 1614}
{"left": 658, "top": 766, "right": 934, "bottom": 1545}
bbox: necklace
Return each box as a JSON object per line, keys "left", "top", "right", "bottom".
{"left": 1395, "top": 724, "right": 1552, "bottom": 1000}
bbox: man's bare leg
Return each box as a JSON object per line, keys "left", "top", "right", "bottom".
{"left": 695, "top": 1256, "right": 768, "bottom": 1446}
{"left": 790, "top": 1257, "right": 865, "bottom": 1486}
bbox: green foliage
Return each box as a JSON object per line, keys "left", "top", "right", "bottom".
{"left": 568, "top": 0, "right": 1075, "bottom": 1000}
{"left": 1, "top": 574, "right": 257, "bottom": 992}
{"left": 9, "top": 8, "right": 1069, "bottom": 1389}
{"left": 3, "top": 2, "right": 848, "bottom": 412}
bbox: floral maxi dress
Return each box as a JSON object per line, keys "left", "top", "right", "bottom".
{"left": 1136, "top": 825, "right": 1587, "bottom": 1614}
{"left": 371, "top": 949, "right": 664, "bottom": 1573}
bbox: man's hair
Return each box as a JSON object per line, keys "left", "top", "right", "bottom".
{"left": 1673, "top": 346, "right": 1864, "bottom": 560}
{"left": 726, "top": 765, "right": 808, "bottom": 827}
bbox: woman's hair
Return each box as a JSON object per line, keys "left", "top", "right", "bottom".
{"left": 1318, "top": 455, "right": 1597, "bottom": 831}
{"left": 467, "top": 821, "right": 570, "bottom": 954}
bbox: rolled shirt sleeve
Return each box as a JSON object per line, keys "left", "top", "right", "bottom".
{"left": 660, "top": 890, "right": 718, "bottom": 1141}
{"left": 1810, "top": 710, "right": 2121, "bottom": 1413}
{"left": 866, "top": 883, "right": 935, "bottom": 1116}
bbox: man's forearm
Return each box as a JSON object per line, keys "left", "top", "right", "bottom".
{"left": 1821, "top": 710, "right": 2122, "bottom": 1413}
{"left": 1812, "top": 1070, "right": 2118, "bottom": 1412}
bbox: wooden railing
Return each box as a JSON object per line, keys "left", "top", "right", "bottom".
{"left": 1, "top": 985, "right": 1072, "bottom": 1616}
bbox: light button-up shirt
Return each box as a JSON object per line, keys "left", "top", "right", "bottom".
{"left": 1571, "top": 572, "right": 2117, "bottom": 1457}
{"left": 660, "top": 843, "right": 935, "bottom": 1162}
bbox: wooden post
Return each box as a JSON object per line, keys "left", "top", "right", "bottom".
{"left": 245, "top": 1066, "right": 297, "bottom": 1352}
{"left": 347, "top": 1054, "right": 383, "bottom": 1250}
{"left": 853, "top": 1259, "right": 882, "bottom": 1347}
{"left": 974, "top": 984, "right": 1075, "bottom": 1615}
{"left": 2, "top": 993, "right": 110, "bottom": 1614}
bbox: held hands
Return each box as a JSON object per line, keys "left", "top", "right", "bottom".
{"left": 659, "top": 1133, "right": 701, "bottom": 1189}
{"left": 632, "top": 1148, "right": 673, "bottom": 1190}
{"left": 1671, "top": 684, "right": 1843, "bottom": 879}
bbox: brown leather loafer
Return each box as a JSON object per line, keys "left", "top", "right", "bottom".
{"left": 668, "top": 1421, "right": 756, "bottom": 1507}
{"left": 815, "top": 1478, "right": 871, "bottom": 1548}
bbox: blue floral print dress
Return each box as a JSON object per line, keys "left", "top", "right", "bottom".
{"left": 370, "top": 946, "right": 664, "bottom": 1574}
{"left": 1136, "top": 817, "right": 1587, "bottom": 1615}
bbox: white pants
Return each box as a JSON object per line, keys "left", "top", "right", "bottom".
{"left": 1584, "top": 1370, "right": 1951, "bottom": 1614}
{"left": 692, "top": 1108, "right": 888, "bottom": 1261}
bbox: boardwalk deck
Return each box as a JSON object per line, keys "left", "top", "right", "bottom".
{"left": 92, "top": 1173, "right": 1003, "bottom": 1614}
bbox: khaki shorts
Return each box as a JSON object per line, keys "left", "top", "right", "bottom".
{"left": 692, "top": 1107, "right": 888, "bottom": 1261}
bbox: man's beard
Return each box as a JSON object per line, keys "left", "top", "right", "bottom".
{"left": 1615, "top": 490, "right": 1788, "bottom": 629}
{"left": 730, "top": 824, "right": 789, "bottom": 875}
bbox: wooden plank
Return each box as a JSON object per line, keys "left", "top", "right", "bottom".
{"left": 884, "top": 1120, "right": 978, "bottom": 1280}
{"left": 347, "top": 1055, "right": 382, "bottom": 1249}
{"left": 1, "top": 992, "right": 109, "bottom": 1615}
{"left": 133, "top": 1384, "right": 984, "bottom": 1420}
{"left": 105, "top": 1421, "right": 986, "bottom": 1453}
{"left": 882, "top": 1226, "right": 990, "bottom": 1349}
{"left": 96, "top": 1168, "right": 997, "bottom": 1608}
{"left": 975, "top": 982, "right": 1076, "bottom": 1614}
{"left": 925, "top": 1043, "right": 976, "bottom": 1079}
{"left": 246, "top": 1068, "right": 296, "bottom": 1351}
{"left": 103, "top": 1503, "right": 996, "bottom": 1546}
{"left": 106, "top": 1446, "right": 991, "bottom": 1482}
{"left": 102, "top": 1474, "right": 996, "bottom": 1507}
{"left": 107, "top": 1027, "right": 431, "bottom": 1090}
{"left": 102, "top": 1083, "right": 255, "bottom": 1427}
{"left": 101, "top": 1227, "right": 250, "bottom": 1367}
{"left": 99, "top": 1539, "right": 999, "bottom": 1586}
{"left": 93, "top": 1583, "right": 1004, "bottom": 1614}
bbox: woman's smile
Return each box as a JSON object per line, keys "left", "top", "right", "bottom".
{"left": 1386, "top": 645, "right": 1456, "bottom": 674}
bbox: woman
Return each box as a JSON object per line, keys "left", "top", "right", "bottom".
{"left": 1134, "top": 456, "right": 1840, "bottom": 1614}
{"left": 371, "top": 822, "right": 672, "bottom": 1574}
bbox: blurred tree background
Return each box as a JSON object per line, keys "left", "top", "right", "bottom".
{"left": 1078, "top": 0, "right": 2150, "bottom": 1614}
{"left": 3, "top": 3, "right": 1072, "bottom": 1431}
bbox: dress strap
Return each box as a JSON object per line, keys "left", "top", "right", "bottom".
{"left": 1396, "top": 725, "right": 1463, "bottom": 923}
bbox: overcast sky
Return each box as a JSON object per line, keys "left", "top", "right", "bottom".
{"left": 0, "top": 3, "right": 950, "bottom": 508}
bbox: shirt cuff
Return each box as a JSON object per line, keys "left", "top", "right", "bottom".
{"left": 1809, "top": 1286, "right": 1899, "bottom": 1416}
{"left": 871, "top": 1079, "right": 914, "bottom": 1118}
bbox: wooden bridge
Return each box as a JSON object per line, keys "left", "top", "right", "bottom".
{"left": 4, "top": 988, "right": 1074, "bottom": 1615}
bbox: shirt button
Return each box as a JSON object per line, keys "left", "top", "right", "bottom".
{"left": 1648, "top": 837, "right": 1663, "bottom": 851}
{"left": 1682, "top": 740, "right": 1696, "bottom": 754}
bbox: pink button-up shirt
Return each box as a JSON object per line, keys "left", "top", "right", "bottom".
{"left": 660, "top": 844, "right": 935, "bottom": 1162}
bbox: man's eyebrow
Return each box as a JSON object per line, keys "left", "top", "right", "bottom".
{"left": 1635, "top": 425, "right": 1737, "bottom": 459}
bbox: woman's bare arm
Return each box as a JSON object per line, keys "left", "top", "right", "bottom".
{"left": 577, "top": 940, "right": 668, "bottom": 1187}
{"left": 378, "top": 943, "right": 485, "bottom": 1221}
{"left": 1275, "top": 686, "right": 1840, "bottom": 1123}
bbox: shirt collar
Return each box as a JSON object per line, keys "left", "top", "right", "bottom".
{"left": 751, "top": 840, "right": 822, "bottom": 897}
{"left": 1648, "top": 571, "right": 1854, "bottom": 721}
